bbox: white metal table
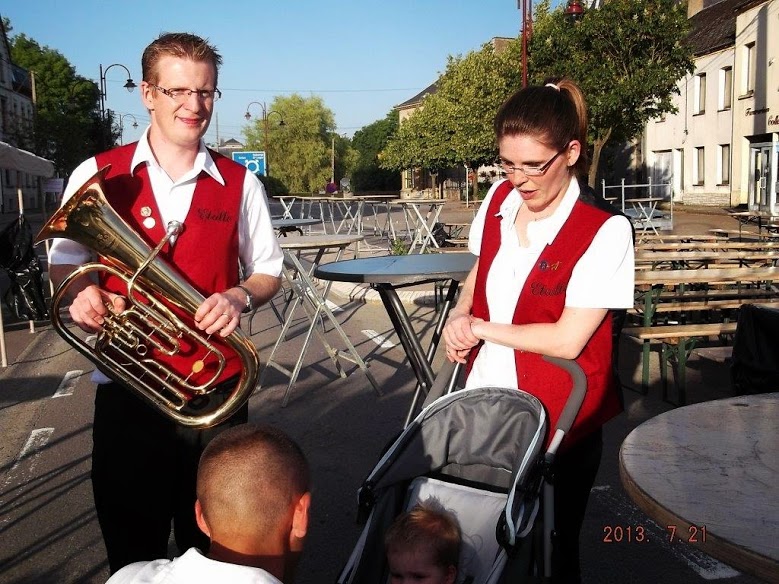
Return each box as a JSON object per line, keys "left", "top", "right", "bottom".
{"left": 271, "top": 217, "right": 319, "bottom": 237}
{"left": 625, "top": 196, "right": 664, "bottom": 241}
{"left": 390, "top": 199, "right": 447, "bottom": 253}
{"left": 259, "top": 234, "right": 381, "bottom": 406}
{"left": 271, "top": 195, "right": 299, "bottom": 220}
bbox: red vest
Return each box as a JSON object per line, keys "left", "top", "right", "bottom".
{"left": 469, "top": 180, "right": 623, "bottom": 447}
{"left": 94, "top": 143, "right": 246, "bottom": 388}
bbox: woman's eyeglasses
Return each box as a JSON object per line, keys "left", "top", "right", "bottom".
{"left": 498, "top": 147, "right": 567, "bottom": 177}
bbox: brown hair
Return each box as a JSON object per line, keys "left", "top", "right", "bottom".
{"left": 385, "top": 498, "right": 461, "bottom": 570}
{"left": 197, "top": 424, "right": 309, "bottom": 538}
{"left": 494, "top": 78, "right": 589, "bottom": 177}
{"left": 142, "top": 32, "right": 223, "bottom": 85}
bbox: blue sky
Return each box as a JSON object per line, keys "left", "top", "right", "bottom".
{"left": 4, "top": 1, "right": 564, "bottom": 149}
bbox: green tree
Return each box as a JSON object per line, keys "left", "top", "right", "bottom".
{"left": 380, "top": 40, "right": 521, "bottom": 197}
{"left": 10, "top": 31, "right": 112, "bottom": 176}
{"left": 243, "top": 94, "right": 342, "bottom": 193}
{"left": 350, "top": 110, "right": 400, "bottom": 191}
{"left": 530, "top": 0, "right": 694, "bottom": 186}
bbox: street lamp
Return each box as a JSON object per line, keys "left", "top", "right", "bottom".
{"left": 99, "top": 63, "right": 136, "bottom": 146}
{"left": 331, "top": 132, "right": 347, "bottom": 185}
{"left": 245, "top": 101, "right": 285, "bottom": 177}
{"left": 118, "top": 113, "right": 139, "bottom": 145}
{"left": 519, "top": 0, "right": 586, "bottom": 87}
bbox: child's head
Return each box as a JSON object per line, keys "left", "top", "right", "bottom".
{"left": 384, "top": 498, "right": 461, "bottom": 584}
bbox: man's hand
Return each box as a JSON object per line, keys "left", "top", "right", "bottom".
{"left": 69, "top": 285, "right": 127, "bottom": 333}
{"left": 194, "top": 288, "right": 246, "bottom": 337}
{"left": 442, "top": 311, "right": 481, "bottom": 363}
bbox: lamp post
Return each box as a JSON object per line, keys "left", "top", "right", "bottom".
{"left": 245, "top": 101, "right": 285, "bottom": 177}
{"left": 118, "top": 113, "right": 139, "bottom": 145}
{"left": 99, "top": 63, "right": 136, "bottom": 146}
{"left": 331, "top": 132, "right": 347, "bottom": 186}
{"left": 519, "top": 0, "right": 586, "bottom": 87}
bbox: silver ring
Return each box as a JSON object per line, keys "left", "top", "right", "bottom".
{"left": 221, "top": 313, "right": 230, "bottom": 318}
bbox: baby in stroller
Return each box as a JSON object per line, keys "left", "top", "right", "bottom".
{"left": 385, "top": 498, "right": 461, "bottom": 584}
{"left": 338, "top": 357, "right": 586, "bottom": 584}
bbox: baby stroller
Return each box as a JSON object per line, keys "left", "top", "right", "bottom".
{"left": 338, "top": 356, "right": 586, "bottom": 584}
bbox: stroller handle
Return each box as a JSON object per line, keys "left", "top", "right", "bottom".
{"left": 542, "top": 356, "right": 587, "bottom": 456}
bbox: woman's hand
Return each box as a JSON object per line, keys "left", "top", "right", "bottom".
{"left": 443, "top": 311, "right": 481, "bottom": 363}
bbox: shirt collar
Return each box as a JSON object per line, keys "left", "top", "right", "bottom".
{"left": 497, "top": 177, "right": 581, "bottom": 245}
{"left": 129, "top": 126, "right": 226, "bottom": 186}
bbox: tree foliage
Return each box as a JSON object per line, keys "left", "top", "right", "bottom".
{"left": 350, "top": 110, "right": 400, "bottom": 191}
{"left": 242, "top": 94, "right": 353, "bottom": 193}
{"left": 381, "top": 41, "right": 521, "bottom": 179}
{"left": 530, "top": 0, "right": 694, "bottom": 185}
{"left": 9, "top": 30, "right": 111, "bottom": 176}
{"left": 378, "top": 0, "right": 693, "bottom": 189}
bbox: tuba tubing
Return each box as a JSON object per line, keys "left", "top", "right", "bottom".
{"left": 36, "top": 165, "right": 260, "bottom": 428}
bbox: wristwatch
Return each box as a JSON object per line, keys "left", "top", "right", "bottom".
{"left": 235, "top": 284, "right": 253, "bottom": 313}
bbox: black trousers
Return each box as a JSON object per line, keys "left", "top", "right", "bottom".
{"left": 91, "top": 382, "right": 248, "bottom": 574}
{"left": 552, "top": 428, "right": 603, "bottom": 584}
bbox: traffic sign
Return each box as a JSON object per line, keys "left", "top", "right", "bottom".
{"left": 232, "top": 151, "right": 266, "bottom": 176}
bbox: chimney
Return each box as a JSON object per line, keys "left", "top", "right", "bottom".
{"left": 688, "top": 0, "right": 704, "bottom": 17}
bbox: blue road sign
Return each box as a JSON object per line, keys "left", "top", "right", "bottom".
{"left": 232, "top": 151, "right": 266, "bottom": 176}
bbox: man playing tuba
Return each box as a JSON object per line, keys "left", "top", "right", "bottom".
{"left": 47, "top": 32, "right": 282, "bottom": 574}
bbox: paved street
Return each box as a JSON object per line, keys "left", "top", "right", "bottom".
{"left": 0, "top": 200, "right": 766, "bottom": 583}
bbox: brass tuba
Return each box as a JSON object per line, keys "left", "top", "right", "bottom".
{"left": 36, "top": 165, "right": 260, "bottom": 428}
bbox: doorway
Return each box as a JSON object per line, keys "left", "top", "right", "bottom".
{"left": 748, "top": 143, "right": 777, "bottom": 213}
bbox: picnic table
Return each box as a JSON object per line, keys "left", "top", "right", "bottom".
{"left": 634, "top": 250, "right": 779, "bottom": 270}
{"left": 729, "top": 210, "right": 779, "bottom": 239}
{"left": 626, "top": 266, "right": 779, "bottom": 404}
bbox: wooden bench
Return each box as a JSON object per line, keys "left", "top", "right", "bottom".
{"left": 637, "top": 241, "right": 779, "bottom": 252}
{"left": 623, "top": 322, "right": 738, "bottom": 406}
{"left": 628, "top": 296, "right": 779, "bottom": 317}
{"left": 708, "top": 228, "right": 766, "bottom": 241}
{"left": 634, "top": 250, "right": 779, "bottom": 270}
{"left": 629, "top": 266, "right": 779, "bottom": 404}
{"left": 445, "top": 238, "right": 469, "bottom": 248}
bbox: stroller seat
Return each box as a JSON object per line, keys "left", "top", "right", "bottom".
{"left": 404, "top": 476, "right": 509, "bottom": 583}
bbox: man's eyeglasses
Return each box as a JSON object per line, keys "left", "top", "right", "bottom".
{"left": 150, "top": 84, "right": 221, "bottom": 103}
{"left": 498, "top": 146, "right": 567, "bottom": 177}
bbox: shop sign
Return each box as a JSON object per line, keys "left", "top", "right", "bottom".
{"left": 745, "top": 106, "right": 769, "bottom": 116}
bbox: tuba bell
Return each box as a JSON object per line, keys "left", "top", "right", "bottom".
{"left": 36, "top": 165, "right": 260, "bottom": 428}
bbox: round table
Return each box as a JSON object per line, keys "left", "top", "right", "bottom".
{"left": 314, "top": 253, "right": 474, "bottom": 285}
{"left": 271, "top": 217, "right": 319, "bottom": 236}
{"left": 619, "top": 393, "right": 779, "bottom": 583}
{"left": 315, "top": 253, "right": 476, "bottom": 424}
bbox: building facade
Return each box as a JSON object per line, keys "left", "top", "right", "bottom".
{"left": 1, "top": 16, "right": 45, "bottom": 214}
{"left": 644, "top": 0, "right": 778, "bottom": 210}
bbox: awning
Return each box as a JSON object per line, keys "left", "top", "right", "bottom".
{"left": 0, "top": 140, "right": 54, "bottom": 177}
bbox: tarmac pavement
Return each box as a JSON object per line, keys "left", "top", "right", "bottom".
{"left": 0, "top": 199, "right": 767, "bottom": 583}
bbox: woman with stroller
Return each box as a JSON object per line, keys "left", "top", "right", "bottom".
{"left": 442, "top": 79, "right": 634, "bottom": 583}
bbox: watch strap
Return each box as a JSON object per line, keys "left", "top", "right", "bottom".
{"left": 235, "top": 284, "right": 253, "bottom": 313}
